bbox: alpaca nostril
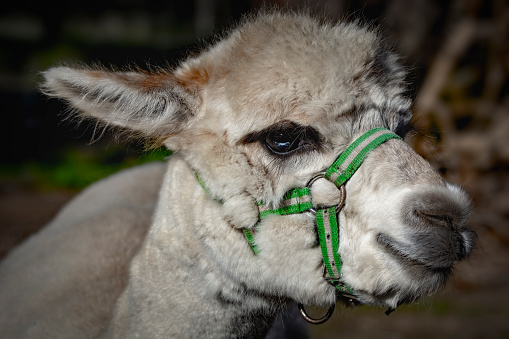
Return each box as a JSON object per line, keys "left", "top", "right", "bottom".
{"left": 403, "top": 186, "right": 471, "bottom": 233}
{"left": 414, "top": 210, "right": 453, "bottom": 229}
{"left": 409, "top": 202, "right": 476, "bottom": 262}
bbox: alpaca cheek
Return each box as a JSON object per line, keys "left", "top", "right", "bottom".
{"left": 254, "top": 215, "right": 337, "bottom": 305}
{"left": 338, "top": 206, "right": 387, "bottom": 290}
{"left": 336, "top": 165, "right": 410, "bottom": 289}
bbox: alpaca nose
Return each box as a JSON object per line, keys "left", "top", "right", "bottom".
{"left": 406, "top": 188, "right": 476, "bottom": 266}
{"left": 379, "top": 187, "right": 476, "bottom": 270}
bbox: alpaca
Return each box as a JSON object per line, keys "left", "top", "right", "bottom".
{"left": 0, "top": 12, "right": 476, "bottom": 338}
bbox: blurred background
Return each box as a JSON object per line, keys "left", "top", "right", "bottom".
{"left": 0, "top": 0, "right": 508, "bottom": 337}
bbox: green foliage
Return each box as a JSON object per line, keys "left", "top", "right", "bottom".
{"left": 0, "top": 147, "right": 172, "bottom": 191}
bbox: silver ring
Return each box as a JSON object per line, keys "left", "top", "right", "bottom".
{"left": 298, "top": 303, "right": 335, "bottom": 325}
{"left": 306, "top": 172, "right": 327, "bottom": 188}
{"left": 306, "top": 173, "right": 346, "bottom": 214}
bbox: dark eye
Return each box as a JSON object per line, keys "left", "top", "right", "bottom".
{"left": 241, "top": 120, "right": 323, "bottom": 156}
{"left": 265, "top": 130, "right": 301, "bottom": 155}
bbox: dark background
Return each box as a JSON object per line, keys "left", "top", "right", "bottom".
{"left": 1, "top": 0, "right": 508, "bottom": 338}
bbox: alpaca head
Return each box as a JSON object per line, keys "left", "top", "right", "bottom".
{"left": 42, "top": 12, "right": 475, "bottom": 312}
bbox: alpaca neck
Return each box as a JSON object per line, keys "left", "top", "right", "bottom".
{"left": 106, "top": 156, "right": 279, "bottom": 338}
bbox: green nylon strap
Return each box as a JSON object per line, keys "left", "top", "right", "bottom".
{"left": 316, "top": 207, "right": 354, "bottom": 295}
{"left": 325, "top": 128, "right": 402, "bottom": 187}
{"left": 242, "top": 229, "right": 260, "bottom": 255}
{"left": 195, "top": 172, "right": 225, "bottom": 204}
{"left": 246, "top": 188, "right": 313, "bottom": 255}
{"left": 258, "top": 187, "right": 313, "bottom": 219}
{"left": 196, "top": 173, "right": 260, "bottom": 253}
{"left": 316, "top": 207, "right": 341, "bottom": 279}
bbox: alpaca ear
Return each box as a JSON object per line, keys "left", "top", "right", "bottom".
{"left": 41, "top": 65, "right": 204, "bottom": 139}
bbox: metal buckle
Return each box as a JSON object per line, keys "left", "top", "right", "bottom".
{"left": 321, "top": 266, "right": 360, "bottom": 306}
{"left": 306, "top": 172, "right": 346, "bottom": 215}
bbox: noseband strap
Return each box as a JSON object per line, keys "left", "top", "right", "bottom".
{"left": 325, "top": 127, "right": 402, "bottom": 186}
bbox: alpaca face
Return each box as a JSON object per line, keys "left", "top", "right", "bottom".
{"left": 42, "top": 13, "right": 475, "bottom": 310}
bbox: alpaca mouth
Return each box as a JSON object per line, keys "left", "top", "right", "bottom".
{"left": 334, "top": 233, "right": 455, "bottom": 311}
{"left": 352, "top": 284, "right": 423, "bottom": 312}
{"left": 376, "top": 233, "right": 453, "bottom": 273}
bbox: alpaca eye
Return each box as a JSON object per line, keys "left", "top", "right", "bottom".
{"left": 265, "top": 131, "right": 301, "bottom": 155}
{"left": 241, "top": 121, "right": 322, "bottom": 156}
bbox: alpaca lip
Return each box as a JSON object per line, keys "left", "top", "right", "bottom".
{"left": 376, "top": 233, "right": 453, "bottom": 272}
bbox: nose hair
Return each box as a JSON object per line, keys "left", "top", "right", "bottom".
{"left": 400, "top": 186, "right": 476, "bottom": 268}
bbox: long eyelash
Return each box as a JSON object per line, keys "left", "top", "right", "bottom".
{"left": 267, "top": 127, "right": 321, "bottom": 157}
{"left": 239, "top": 120, "right": 323, "bottom": 149}
{"left": 265, "top": 143, "right": 321, "bottom": 178}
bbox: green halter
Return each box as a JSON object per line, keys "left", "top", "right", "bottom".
{"left": 197, "top": 127, "right": 401, "bottom": 322}
{"left": 246, "top": 127, "right": 401, "bottom": 292}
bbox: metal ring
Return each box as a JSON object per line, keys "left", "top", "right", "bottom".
{"left": 306, "top": 172, "right": 327, "bottom": 188}
{"left": 306, "top": 173, "right": 346, "bottom": 215}
{"left": 297, "top": 303, "right": 335, "bottom": 325}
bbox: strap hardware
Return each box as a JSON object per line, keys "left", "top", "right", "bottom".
{"left": 297, "top": 303, "right": 335, "bottom": 325}
{"left": 306, "top": 172, "right": 346, "bottom": 215}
